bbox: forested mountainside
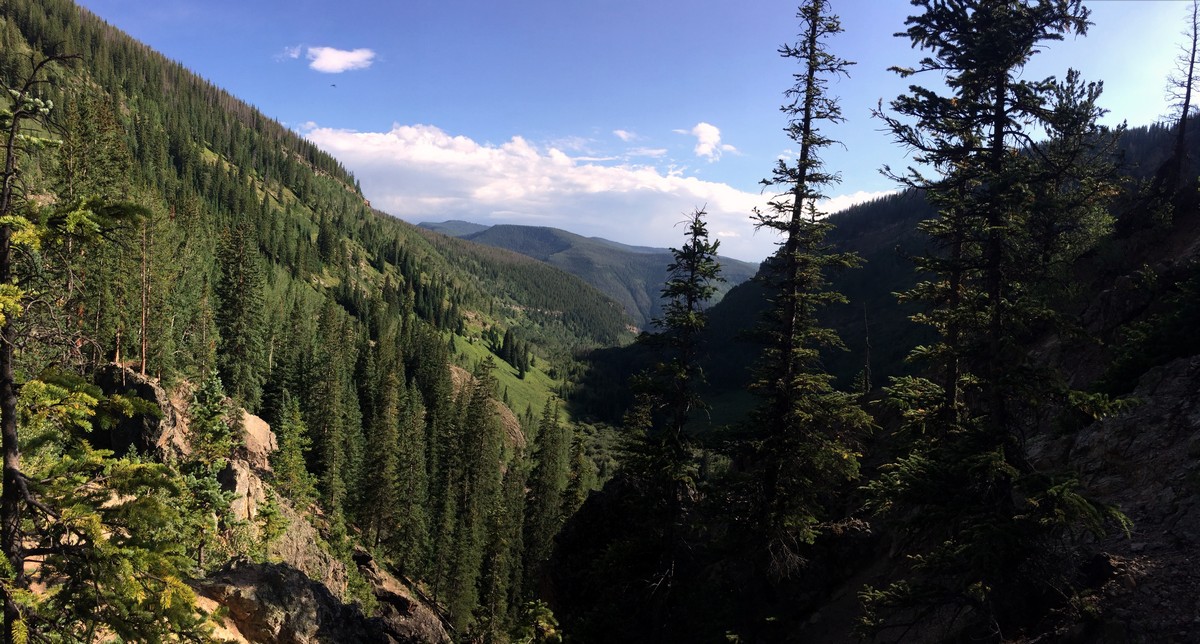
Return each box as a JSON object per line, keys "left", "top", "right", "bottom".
{"left": 418, "top": 221, "right": 760, "bottom": 329}
{"left": 0, "top": 0, "right": 633, "bottom": 640}
{"left": 4, "top": 0, "right": 1200, "bottom": 642}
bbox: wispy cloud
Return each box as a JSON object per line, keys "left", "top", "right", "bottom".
{"left": 613, "top": 129, "right": 637, "bottom": 142}
{"left": 277, "top": 45, "right": 302, "bottom": 61}
{"left": 627, "top": 147, "right": 668, "bottom": 158}
{"left": 301, "top": 122, "right": 779, "bottom": 261}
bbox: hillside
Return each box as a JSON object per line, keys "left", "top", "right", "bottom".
{"left": 5, "top": 0, "right": 1200, "bottom": 642}
{"left": 419, "top": 220, "right": 760, "bottom": 328}
{"left": 0, "top": 0, "right": 631, "bottom": 640}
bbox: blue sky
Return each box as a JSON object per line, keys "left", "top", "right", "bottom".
{"left": 77, "top": 0, "right": 1188, "bottom": 261}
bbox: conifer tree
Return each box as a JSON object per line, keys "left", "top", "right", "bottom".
{"left": 271, "top": 392, "right": 318, "bottom": 508}
{"left": 1161, "top": 0, "right": 1200, "bottom": 199}
{"left": 215, "top": 219, "right": 266, "bottom": 410}
{"left": 390, "top": 379, "right": 430, "bottom": 576}
{"left": 478, "top": 445, "right": 530, "bottom": 640}
{"left": 522, "top": 398, "right": 570, "bottom": 598}
{"left": 865, "top": 1, "right": 1126, "bottom": 636}
{"left": 443, "top": 358, "right": 504, "bottom": 632}
{"left": 650, "top": 209, "right": 722, "bottom": 465}
{"left": 746, "top": 0, "right": 870, "bottom": 581}
{"left": 363, "top": 371, "right": 403, "bottom": 548}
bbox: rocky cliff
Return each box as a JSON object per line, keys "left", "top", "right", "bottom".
{"left": 95, "top": 367, "right": 452, "bottom": 643}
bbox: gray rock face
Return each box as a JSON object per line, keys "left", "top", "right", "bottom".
{"left": 1050, "top": 356, "right": 1200, "bottom": 640}
{"left": 197, "top": 560, "right": 383, "bottom": 643}
{"left": 197, "top": 558, "right": 452, "bottom": 644}
{"left": 353, "top": 549, "right": 452, "bottom": 644}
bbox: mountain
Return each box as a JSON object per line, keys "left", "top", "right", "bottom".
{"left": 418, "top": 220, "right": 760, "bottom": 328}
{"left": 0, "top": 0, "right": 632, "bottom": 639}
{"left": 8, "top": 0, "right": 1200, "bottom": 642}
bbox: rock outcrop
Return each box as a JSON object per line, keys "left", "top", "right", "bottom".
{"left": 196, "top": 560, "right": 383, "bottom": 643}
{"left": 1044, "top": 356, "right": 1200, "bottom": 640}
{"left": 353, "top": 549, "right": 453, "bottom": 644}
{"left": 196, "top": 557, "right": 453, "bottom": 644}
{"left": 95, "top": 367, "right": 451, "bottom": 641}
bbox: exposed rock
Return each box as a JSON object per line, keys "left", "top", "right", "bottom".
{"left": 240, "top": 410, "right": 277, "bottom": 471}
{"left": 197, "top": 557, "right": 451, "bottom": 644}
{"left": 93, "top": 365, "right": 190, "bottom": 460}
{"left": 219, "top": 459, "right": 272, "bottom": 527}
{"left": 1034, "top": 356, "right": 1200, "bottom": 640}
{"left": 353, "top": 549, "right": 453, "bottom": 644}
{"left": 196, "top": 560, "right": 384, "bottom": 643}
{"left": 268, "top": 501, "right": 348, "bottom": 600}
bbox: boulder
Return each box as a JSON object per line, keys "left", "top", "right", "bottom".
{"left": 196, "top": 560, "right": 383, "bottom": 643}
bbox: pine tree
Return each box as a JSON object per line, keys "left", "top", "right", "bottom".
{"left": 650, "top": 209, "right": 723, "bottom": 464}
{"left": 215, "top": 219, "right": 266, "bottom": 410}
{"left": 390, "top": 379, "right": 430, "bottom": 576}
{"left": 864, "top": 1, "right": 1126, "bottom": 636}
{"left": 746, "top": 0, "right": 870, "bottom": 581}
{"left": 443, "top": 358, "right": 504, "bottom": 632}
{"left": 362, "top": 371, "right": 402, "bottom": 548}
{"left": 522, "top": 398, "right": 570, "bottom": 599}
{"left": 271, "top": 392, "right": 318, "bottom": 508}
{"left": 1159, "top": 0, "right": 1200, "bottom": 201}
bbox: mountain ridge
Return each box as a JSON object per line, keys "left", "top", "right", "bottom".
{"left": 418, "top": 220, "right": 760, "bottom": 328}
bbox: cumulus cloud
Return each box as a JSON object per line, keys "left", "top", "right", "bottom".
{"left": 677, "top": 122, "right": 738, "bottom": 161}
{"left": 302, "top": 122, "right": 784, "bottom": 260}
{"left": 305, "top": 46, "right": 376, "bottom": 73}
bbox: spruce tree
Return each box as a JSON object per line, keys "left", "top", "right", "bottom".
{"left": 362, "top": 371, "right": 403, "bottom": 548}
{"left": 522, "top": 398, "right": 570, "bottom": 599}
{"left": 746, "top": 0, "right": 870, "bottom": 581}
{"left": 865, "top": 1, "right": 1126, "bottom": 636}
{"left": 215, "top": 218, "right": 266, "bottom": 410}
{"left": 390, "top": 379, "right": 430, "bottom": 576}
{"left": 271, "top": 392, "right": 318, "bottom": 508}
{"left": 651, "top": 209, "right": 722, "bottom": 466}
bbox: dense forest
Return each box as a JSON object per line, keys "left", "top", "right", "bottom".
{"left": 1, "top": 0, "right": 1199, "bottom": 642}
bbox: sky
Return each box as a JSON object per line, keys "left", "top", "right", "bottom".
{"left": 75, "top": 0, "right": 1190, "bottom": 262}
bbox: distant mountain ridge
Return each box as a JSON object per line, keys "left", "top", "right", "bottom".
{"left": 419, "top": 220, "right": 760, "bottom": 328}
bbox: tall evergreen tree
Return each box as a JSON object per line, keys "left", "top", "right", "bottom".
{"left": 215, "top": 219, "right": 266, "bottom": 410}
{"left": 865, "top": 1, "right": 1126, "bottom": 637}
{"left": 362, "top": 371, "right": 403, "bottom": 548}
{"left": 271, "top": 392, "right": 318, "bottom": 508}
{"left": 522, "top": 398, "right": 570, "bottom": 599}
{"left": 443, "top": 358, "right": 504, "bottom": 633}
{"left": 390, "top": 379, "right": 430, "bottom": 576}
{"left": 746, "top": 0, "right": 871, "bottom": 581}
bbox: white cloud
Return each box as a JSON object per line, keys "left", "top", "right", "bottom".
{"left": 686, "top": 122, "right": 737, "bottom": 161}
{"left": 627, "top": 147, "right": 668, "bottom": 158}
{"left": 276, "top": 45, "right": 302, "bottom": 61}
{"left": 306, "top": 46, "right": 376, "bottom": 73}
{"left": 613, "top": 129, "right": 637, "bottom": 142}
{"left": 819, "top": 189, "right": 899, "bottom": 214}
{"left": 303, "top": 122, "right": 782, "bottom": 261}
